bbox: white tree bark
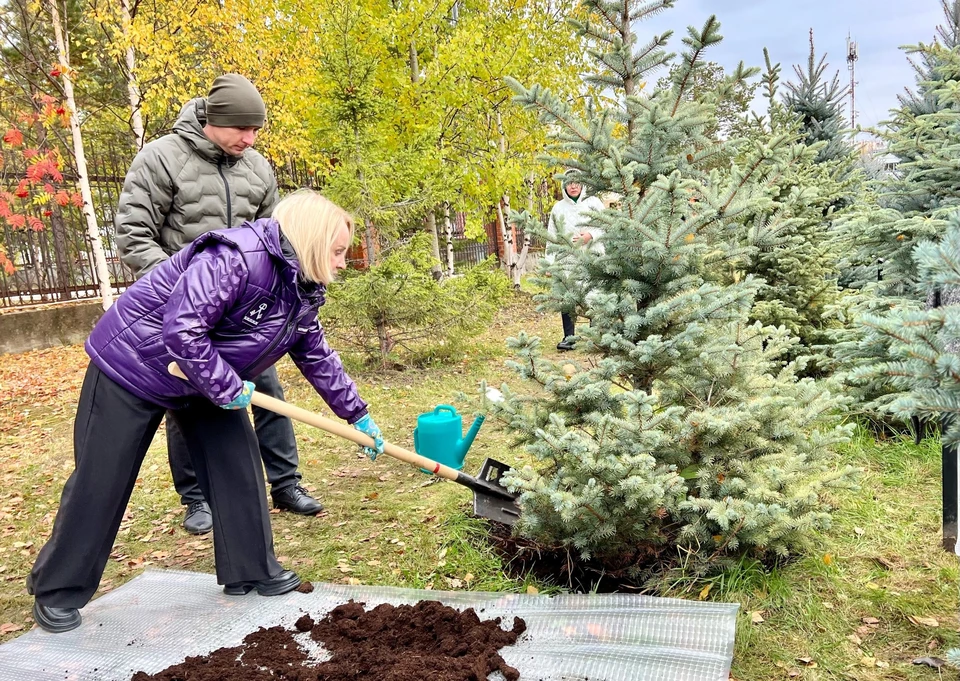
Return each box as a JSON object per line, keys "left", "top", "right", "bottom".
{"left": 49, "top": 0, "right": 113, "bottom": 309}
{"left": 495, "top": 195, "right": 514, "bottom": 278}
{"left": 120, "top": 0, "right": 145, "bottom": 150}
{"left": 443, "top": 204, "right": 454, "bottom": 276}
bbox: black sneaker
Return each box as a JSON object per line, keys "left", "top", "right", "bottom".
{"left": 272, "top": 484, "right": 324, "bottom": 516}
{"left": 556, "top": 339, "right": 576, "bottom": 352}
{"left": 183, "top": 500, "right": 213, "bottom": 535}
{"left": 224, "top": 569, "right": 301, "bottom": 596}
{"left": 33, "top": 600, "right": 81, "bottom": 633}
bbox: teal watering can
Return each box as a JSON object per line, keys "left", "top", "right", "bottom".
{"left": 413, "top": 405, "right": 484, "bottom": 471}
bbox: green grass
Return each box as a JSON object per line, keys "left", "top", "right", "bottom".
{"left": 0, "top": 292, "right": 956, "bottom": 681}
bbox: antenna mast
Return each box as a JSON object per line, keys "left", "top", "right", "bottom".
{"left": 846, "top": 33, "right": 859, "bottom": 127}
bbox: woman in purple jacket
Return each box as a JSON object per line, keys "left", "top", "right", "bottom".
{"left": 26, "top": 189, "right": 384, "bottom": 633}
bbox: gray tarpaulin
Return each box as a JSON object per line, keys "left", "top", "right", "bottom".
{"left": 0, "top": 569, "right": 738, "bottom": 681}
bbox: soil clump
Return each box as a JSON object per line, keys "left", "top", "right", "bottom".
{"left": 131, "top": 599, "right": 526, "bottom": 681}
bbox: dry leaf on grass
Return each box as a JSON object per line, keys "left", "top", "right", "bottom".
{"left": 912, "top": 656, "right": 946, "bottom": 668}
{"left": 906, "top": 615, "right": 939, "bottom": 627}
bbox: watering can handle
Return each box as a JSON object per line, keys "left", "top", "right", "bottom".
{"left": 434, "top": 404, "right": 457, "bottom": 415}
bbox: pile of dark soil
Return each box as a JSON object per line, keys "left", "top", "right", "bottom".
{"left": 131, "top": 599, "right": 526, "bottom": 681}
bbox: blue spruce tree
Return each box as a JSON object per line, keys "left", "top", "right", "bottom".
{"left": 486, "top": 0, "right": 858, "bottom": 576}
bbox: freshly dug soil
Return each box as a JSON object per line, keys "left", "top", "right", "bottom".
{"left": 131, "top": 599, "right": 526, "bottom": 681}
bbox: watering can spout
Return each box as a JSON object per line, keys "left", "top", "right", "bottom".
{"left": 457, "top": 414, "right": 485, "bottom": 458}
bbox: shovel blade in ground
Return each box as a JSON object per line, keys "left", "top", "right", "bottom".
{"left": 168, "top": 362, "right": 521, "bottom": 524}
{"left": 472, "top": 458, "right": 521, "bottom": 525}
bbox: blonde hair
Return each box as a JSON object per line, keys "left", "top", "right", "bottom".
{"left": 272, "top": 189, "right": 354, "bottom": 285}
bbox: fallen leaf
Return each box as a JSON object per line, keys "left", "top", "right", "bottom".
{"left": 860, "top": 656, "right": 876, "bottom": 668}
{"left": 853, "top": 526, "right": 864, "bottom": 536}
{"left": 907, "top": 615, "right": 939, "bottom": 627}
{"left": 750, "top": 611, "right": 765, "bottom": 624}
{"left": 795, "top": 656, "right": 817, "bottom": 667}
{"left": 0, "top": 623, "right": 23, "bottom": 634}
{"left": 526, "top": 585, "right": 539, "bottom": 595}
{"left": 912, "top": 656, "right": 946, "bottom": 669}
{"left": 861, "top": 616, "right": 880, "bottom": 625}
{"left": 822, "top": 553, "right": 833, "bottom": 566}
{"left": 846, "top": 633, "right": 862, "bottom": 645}
{"left": 698, "top": 582, "right": 713, "bottom": 600}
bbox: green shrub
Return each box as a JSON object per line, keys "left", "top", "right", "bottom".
{"left": 320, "top": 233, "right": 511, "bottom": 369}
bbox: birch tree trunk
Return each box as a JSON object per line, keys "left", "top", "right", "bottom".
{"left": 425, "top": 209, "right": 442, "bottom": 280}
{"left": 495, "top": 196, "right": 514, "bottom": 278}
{"left": 443, "top": 204, "right": 454, "bottom": 276}
{"left": 120, "top": 0, "right": 145, "bottom": 150}
{"left": 49, "top": 0, "right": 114, "bottom": 309}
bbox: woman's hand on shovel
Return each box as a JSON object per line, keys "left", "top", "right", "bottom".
{"left": 221, "top": 381, "right": 256, "bottom": 410}
{"left": 351, "top": 414, "right": 384, "bottom": 461}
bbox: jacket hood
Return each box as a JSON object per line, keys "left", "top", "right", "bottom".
{"left": 561, "top": 181, "right": 590, "bottom": 204}
{"left": 173, "top": 98, "right": 239, "bottom": 165}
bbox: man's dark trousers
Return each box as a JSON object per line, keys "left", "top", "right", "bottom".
{"left": 167, "top": 365, "right": 300, "bottom": 502}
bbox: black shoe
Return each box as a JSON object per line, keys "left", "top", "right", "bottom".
{"left": 224, "top": 569, "right": 301, "bottom": 596}
{"left": 183, "top": 500, "right": 213, "bottom": 535}
{"left": 272, "top": 484, "right": 324, "bottom": 516}
{"left": 33, "top": 600, "right": 81, "bottom": 633}
{"left": 556, "top": 339, "right": 576, "bottom": 352}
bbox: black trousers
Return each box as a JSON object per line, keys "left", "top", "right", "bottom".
{"left": 29, "top": 363, "right": 282, "bottom": 609}
{"left": 167, "top": 364, "right": 300, "bottom": 504}
{"left": 561, "top": 311, "right": 576, "bottom": 339}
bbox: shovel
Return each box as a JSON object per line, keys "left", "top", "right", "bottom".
{"left": 168, "top": 363, "right": 521, "bottom": 524}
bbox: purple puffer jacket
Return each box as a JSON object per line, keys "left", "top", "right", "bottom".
{"left": 86, "top": 218, "right": 367, "bottom": 422}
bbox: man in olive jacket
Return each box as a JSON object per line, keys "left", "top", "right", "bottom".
{"left": 115, "top": 74, "right": 324, "bottom": 534}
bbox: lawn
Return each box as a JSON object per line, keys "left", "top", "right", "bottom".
{"left": 0, "top": 290, "right": 956, "bottom": 680}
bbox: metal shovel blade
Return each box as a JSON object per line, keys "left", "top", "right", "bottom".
{"left": 472, "top": 458, "right": 521, "bottom": 525}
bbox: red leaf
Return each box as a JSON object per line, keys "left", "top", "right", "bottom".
{"left": 42, "top": 183, "right": 55, "bottom": 195}
{"left": 27, "top": 215, "right": 44, "bottom": 231}
{"left": 54, "top": 191, "right": 70, "bottom": 207}
{"left": 23, "top": 148, "right": 39, "bottom": 159}
{"left": 0, "top": 248, "right": 14, "bottom": 275}
{"left": 25, "top": 164, "right": 44, "bottom": 182}
{"left": 3, "top": 128, "right": 23, "bottom": 147}
{"left": 70, "top": 193, "right": 84, "bottom": 208}
{"left": 0, "top": 200, "right": 9, "bottom": 218}
{"left": 7, "top": 214, "right": 26, "bottom": 229}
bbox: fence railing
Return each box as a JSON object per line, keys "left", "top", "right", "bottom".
{"left": 0, "top": 141, "right": 523, "bottom": 309}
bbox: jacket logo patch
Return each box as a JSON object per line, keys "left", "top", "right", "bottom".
{"left": 242, "top": 297, "right": 274, "bottom": 327}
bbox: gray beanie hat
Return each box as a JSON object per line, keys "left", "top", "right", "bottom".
{"left": 206, "top": 74, "right": 266, "bottom": 128}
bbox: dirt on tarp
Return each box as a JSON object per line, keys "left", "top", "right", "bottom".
{"left": 130, "top": 599, "right": 527, "bottom": 681}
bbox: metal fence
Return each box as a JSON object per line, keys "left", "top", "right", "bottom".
{"left": 0, "top": 138, "right": 136, "bottom": 308}
{"left": 0, "top": 141, "right": 533, "bottom": 309}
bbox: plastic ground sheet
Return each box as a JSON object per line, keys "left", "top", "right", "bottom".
{"left": 0, "top": 569, "right": 738, "bottom": 681}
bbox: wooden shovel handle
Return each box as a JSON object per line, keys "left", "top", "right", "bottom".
{"left": 167, "top": 362, "right": 462, "bottom": 481}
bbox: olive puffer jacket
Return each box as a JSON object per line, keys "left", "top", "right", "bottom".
{"left": 115, "top": 98, "right": 279, "bottom": 278}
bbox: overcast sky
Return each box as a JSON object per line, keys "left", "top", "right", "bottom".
{"left": 635, "top": 0, "right": 947, "bottom": 136}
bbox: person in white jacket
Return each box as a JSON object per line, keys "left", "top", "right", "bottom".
{"left": 546, "top": 172, "right": 605, "bottom": 351}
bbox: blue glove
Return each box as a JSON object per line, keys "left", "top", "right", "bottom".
{"left": 221, "top": 381, "right": 255, "bottom": 410}
{"left": 352, "top": 414, "right": 384, "bottom": 461}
